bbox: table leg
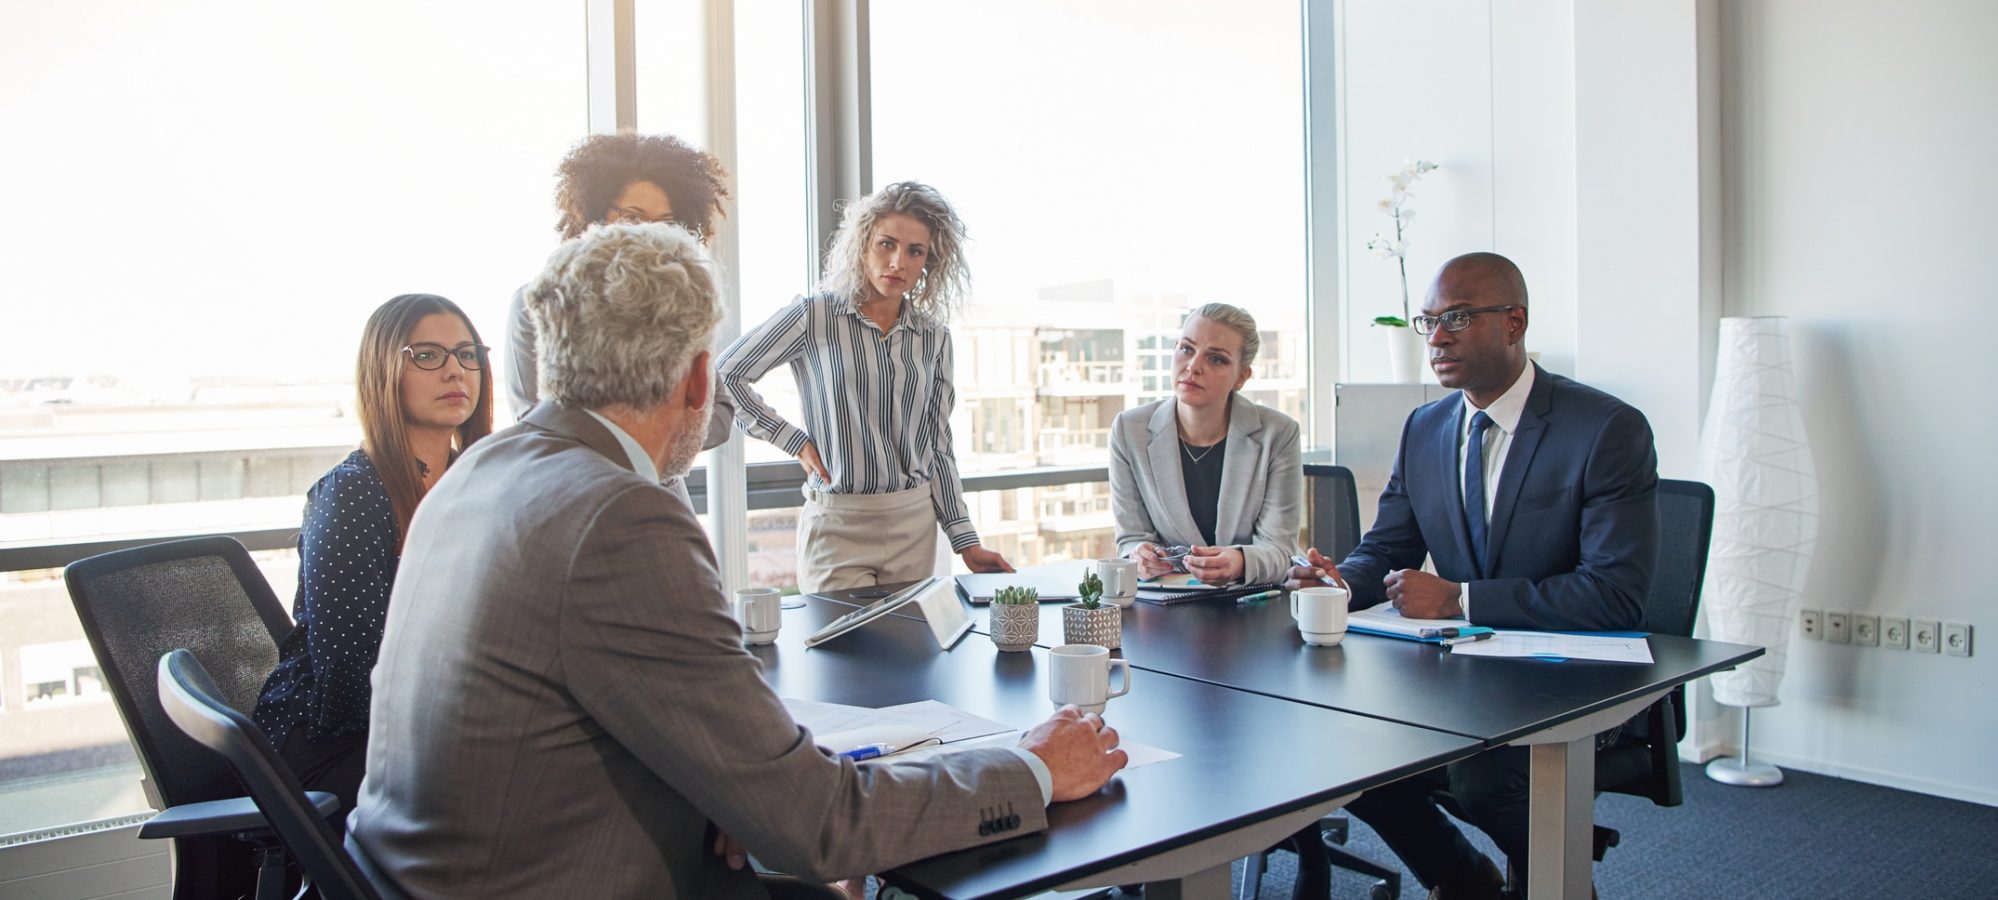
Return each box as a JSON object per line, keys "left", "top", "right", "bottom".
{"left": 1142, "top": 862, "right": 1232, "bottom": 899}
{"left": 1527, "top": 735, "right": 1593, "bottom": 900}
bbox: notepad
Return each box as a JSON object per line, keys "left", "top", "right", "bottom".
{"left": 1347, "top": 604, "right": 1495, "bottom": 642}
{"left": 1447, "top": 631, "right": 1654, "bottom": 663}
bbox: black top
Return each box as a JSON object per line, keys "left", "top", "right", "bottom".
{"left": 1178, "top": 438, "right": 1225, "bottom": 545}
{"left": 253, "top": 450, "right": 399, "bottom": 749}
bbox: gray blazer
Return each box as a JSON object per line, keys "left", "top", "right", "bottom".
{"left": 1109, "top": 395, "right": 1303, "bottom": 585}
{"left": 350, "top": 403, "right": 1045, "bottom": 899}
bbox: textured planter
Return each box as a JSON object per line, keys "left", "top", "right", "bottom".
{"left": 989, "top": 604, "right": 1040, "bottom": 652}
{"left": 1062, "top": 605, "right": 1122, "bottom": 650}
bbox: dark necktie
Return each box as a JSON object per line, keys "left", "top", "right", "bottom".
{"left": 1464, "top": 411, "right": 1493, "bottom": 575}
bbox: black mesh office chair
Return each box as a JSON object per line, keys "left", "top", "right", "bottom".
{"left": 159, "top": 649, "right": 385, "bottom": 900}
{"left": 1591, "top": 479, "right": 1717, "bottom": 828}
{"left": 63, "top": 536, "right": 337, "bottom": 900}
{"left": 1304, "top": 478, "right": 1718, "bottom": 896}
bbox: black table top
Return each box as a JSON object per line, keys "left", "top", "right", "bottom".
{"left": 816, "top": 564, "right": 1764, "bottom": 748}
{"left": 755, "top": 596, "right": 1481, "bottom": 899}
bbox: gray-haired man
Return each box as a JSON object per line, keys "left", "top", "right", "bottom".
{"left": 349, "top": 224, "right": 1127, "bottom": 898}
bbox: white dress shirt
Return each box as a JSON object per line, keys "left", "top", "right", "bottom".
{"left": 1455, "top": 363, "right": 1535, "bottom": 617}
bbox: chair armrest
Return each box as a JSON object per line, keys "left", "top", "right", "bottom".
{"left": 137, "top": 792, "right": 343, "bottom": 839}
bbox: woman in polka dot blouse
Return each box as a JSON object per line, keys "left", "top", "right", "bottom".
{"left": 253, "top": 294, "right": 494, "bottom": 817}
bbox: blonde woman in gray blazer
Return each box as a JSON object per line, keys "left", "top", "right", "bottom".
{"left": 1110, "top": 303, "right": 1302, "bottom": 586}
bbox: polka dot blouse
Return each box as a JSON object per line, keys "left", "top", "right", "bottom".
{"left": 253, "top": 450, "right": 399, "bottom": 749}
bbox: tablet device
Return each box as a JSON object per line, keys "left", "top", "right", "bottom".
{"left": 805, "top": 577, "right": 970, "bottom": 649}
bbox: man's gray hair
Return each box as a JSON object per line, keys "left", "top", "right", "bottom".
{"left": 1186, "top": 302, "right": 1262, "bottom": 367}
{"left": 524, "top": 223, "right": 723, "bottom": 410}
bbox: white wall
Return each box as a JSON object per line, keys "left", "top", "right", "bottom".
{"left": 1334, "top": 0, "right": 1997, "bottom": 803}
{"left": 1333, "top": 0, "right": 1578, "bottom": 382}
{"left": 1718, "top": 0, "right": 1998, "bottom": 804}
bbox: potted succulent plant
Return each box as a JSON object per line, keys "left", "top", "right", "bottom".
{"left": 1062, "top": 572, "right": 1123, "bottom": 650}
{"left": 989, "top": 586, "right": 1041, "bottom": 652}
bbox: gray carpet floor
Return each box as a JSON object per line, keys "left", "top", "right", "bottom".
{"left": 864, "top": 763, "right": 1998, "bottom": 898}
{"left": 1245, "top": 762, "right": 1998, "bottom": 898}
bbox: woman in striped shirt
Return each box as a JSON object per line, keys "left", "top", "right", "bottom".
{"left": 717, "top": 182, "right": 1013, "bottom": 592}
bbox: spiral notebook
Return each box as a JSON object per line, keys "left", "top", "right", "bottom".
{"left": 1136, "top": 581, "right": 1282, "bottom": 606}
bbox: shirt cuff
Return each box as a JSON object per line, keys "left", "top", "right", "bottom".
{"left": 771, "top": 423, "right": 811, "bottom": 458}
{"left": 1460, "top": 582, "right": 1472, "bottom": 621}
{"left": 1003, "top": 746, "right": 1054, "bottom": 806}
{"left": 943, "top": 520, "right": 981, "bottom": 552}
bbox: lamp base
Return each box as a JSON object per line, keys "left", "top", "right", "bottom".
{"left": 1705, "top": 756, "right": 1785, "bottom": 787}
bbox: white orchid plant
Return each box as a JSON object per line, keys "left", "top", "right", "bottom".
{"left": 1365, "top": 159, "right": 1440, "bottom": 328}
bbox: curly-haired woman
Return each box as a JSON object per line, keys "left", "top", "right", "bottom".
{"left": 505, "top": 132, "right": 735, "bottom": 499}
{"left": 717, "top": 182, "right": 1013, "bottom": 592}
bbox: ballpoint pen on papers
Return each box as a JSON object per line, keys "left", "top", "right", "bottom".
{"left": 1441, "top": 632, "right": 1497, "bottom": 648}
{"left": 837, "top": 742, "right": 896, "bottom": 761}
{"left": 1235, "top": 589, "right": 1283, "bottom": 604}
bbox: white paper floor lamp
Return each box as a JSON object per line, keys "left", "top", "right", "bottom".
{"left": 1698, "top": 316, "right": 1818, "bottom": 787}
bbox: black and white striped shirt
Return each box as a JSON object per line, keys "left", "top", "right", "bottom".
{"left": 716, "top": 293, "right": 980, "bottom": 551}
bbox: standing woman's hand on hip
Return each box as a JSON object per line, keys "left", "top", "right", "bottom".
{"left": 797, "top": 440, "right": 831, "bottom": 483}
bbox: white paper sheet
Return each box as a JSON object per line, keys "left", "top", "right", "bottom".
{"left": 1447, "top": 631, "right": 1655, "bottom": 664}
{"left": 783, "top": 698, "right": 1017, "bottom": 749}
{"left": 1348, "top": 603, "right": 1474, "bottom": 639}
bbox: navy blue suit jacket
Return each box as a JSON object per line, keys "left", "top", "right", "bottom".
{"left": 1339, "top": 364, "right": 1659, "bottom": 631}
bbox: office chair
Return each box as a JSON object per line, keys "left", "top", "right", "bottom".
{"left": 159, "top": 649, "right": 385, "bottom": 900}
{"left": 1239, "top": 465, "right": 1405, "bottom": 899}
{"left": 64, "top": 536, "right": 336, "bottom": 900}
{"left": 1298, "top": 478, "right": 1718, "bottom": 897}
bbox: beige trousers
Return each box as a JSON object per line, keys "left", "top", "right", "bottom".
{"left": 795, "top": 483, "right": 939, "bottom": 594}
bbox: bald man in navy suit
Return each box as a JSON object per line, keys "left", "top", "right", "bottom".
{"left": 1289, "top": 253, "right": 1658, "bottom": 898}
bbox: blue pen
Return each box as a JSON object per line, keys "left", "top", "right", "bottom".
{"left": 838, "top": 742, "right": 895, "bottom": 761}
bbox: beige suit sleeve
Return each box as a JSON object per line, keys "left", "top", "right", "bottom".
{"left": 556, "top": 484, "right": 1046, "bottom": 881}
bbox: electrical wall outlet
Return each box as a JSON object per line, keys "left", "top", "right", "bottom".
{"left": 1800, "top": 609, "right": 1823, "bottom": 640}
{"left": 1913, "top": 619, "right": 1941, "bottom": 653}
{"left": 1881, "top": 616, "right": 1909, "bottom": 650}
{"left": 1852, "top": 613, "right": 1879, "bottom": 647}
{"left": 1825, "top": 611, "right": 1850, "bottom": 644}
{"left": 1944, "top": 622, "right": 1973, "bottom": 657}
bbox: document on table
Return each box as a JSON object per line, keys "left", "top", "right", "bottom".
{"left": 1347, "top": 603, "right": 1480, "bottom": 640}
{"left": 784, "top": 698, "right": 1182, "bottom": 769}
{"left": 784, "top": 698, "right": 1015, "bottom": 751}
{"left": 1447, "top": 631, "right": 1654, "bottom": 664}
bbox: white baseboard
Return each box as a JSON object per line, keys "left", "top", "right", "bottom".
{"left": 1717, "top": 749, "right": 1998, "bottom": 808}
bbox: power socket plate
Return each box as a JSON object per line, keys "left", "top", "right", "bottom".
{"left": 1944, "top": 622, "right": 1973, "bottom": 657}
{"left": 1881, "top": 616, "right": 1909, "bottom": 650}
{"left": 1825, "top": 611, "right": 1850, "bottom": 644}
{"left": 1913, "top": 619, "right": 1941, "bottom": 653}
{"left": 1800, "top": 609, "right": 1823, "bottom": 640}
{"left": 1852, "top": 613, "right": 1880, "bottom": 647}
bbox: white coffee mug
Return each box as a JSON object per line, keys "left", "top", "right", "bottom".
{"left": 735, "top": 587, "right": 783, "bottom": 645}
{"left": 1291, "top": 586, "right": 1350, "bottom": 647}
{"left": 1095, "top": 558, "right": 1140, "bottom": 608}
{"left": 1048, "top": 644, "right": 1132, "bottom": 715}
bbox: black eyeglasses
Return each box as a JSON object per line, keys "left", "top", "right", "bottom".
{"left": 1412, "top": 305, "right": 1516, "bottom": 335}
{"left": 402, "top": 343, "right": 488, "bottom": 371}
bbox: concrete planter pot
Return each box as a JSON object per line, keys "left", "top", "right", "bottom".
{"left": 1062, "top": 604, "right": 1123, "bottom": 650}
{"left": 989, "top": 603, "right": 1040, "bottom": 652}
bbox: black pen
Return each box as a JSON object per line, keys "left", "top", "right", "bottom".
{"left": 1441, "top": 632, "right": 1496, "bottom": 648}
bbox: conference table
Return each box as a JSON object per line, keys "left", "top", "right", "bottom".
{"left": 754, "top": 595, "right": 1482, "bottom": 898}
{"left": 816, "top": 561, "right": 1764, "bottom": 900}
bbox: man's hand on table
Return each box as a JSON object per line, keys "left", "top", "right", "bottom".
{"left": 1021, "top": 705, "right": 1128, "bottom": 802}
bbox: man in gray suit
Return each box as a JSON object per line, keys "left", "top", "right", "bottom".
{"left": 349, "top": 223, "right": 1128, "bottom": 899}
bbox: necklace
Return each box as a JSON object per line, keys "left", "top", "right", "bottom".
{"left": 1181, "top": 439, "right": 1220, "bottom": 465}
